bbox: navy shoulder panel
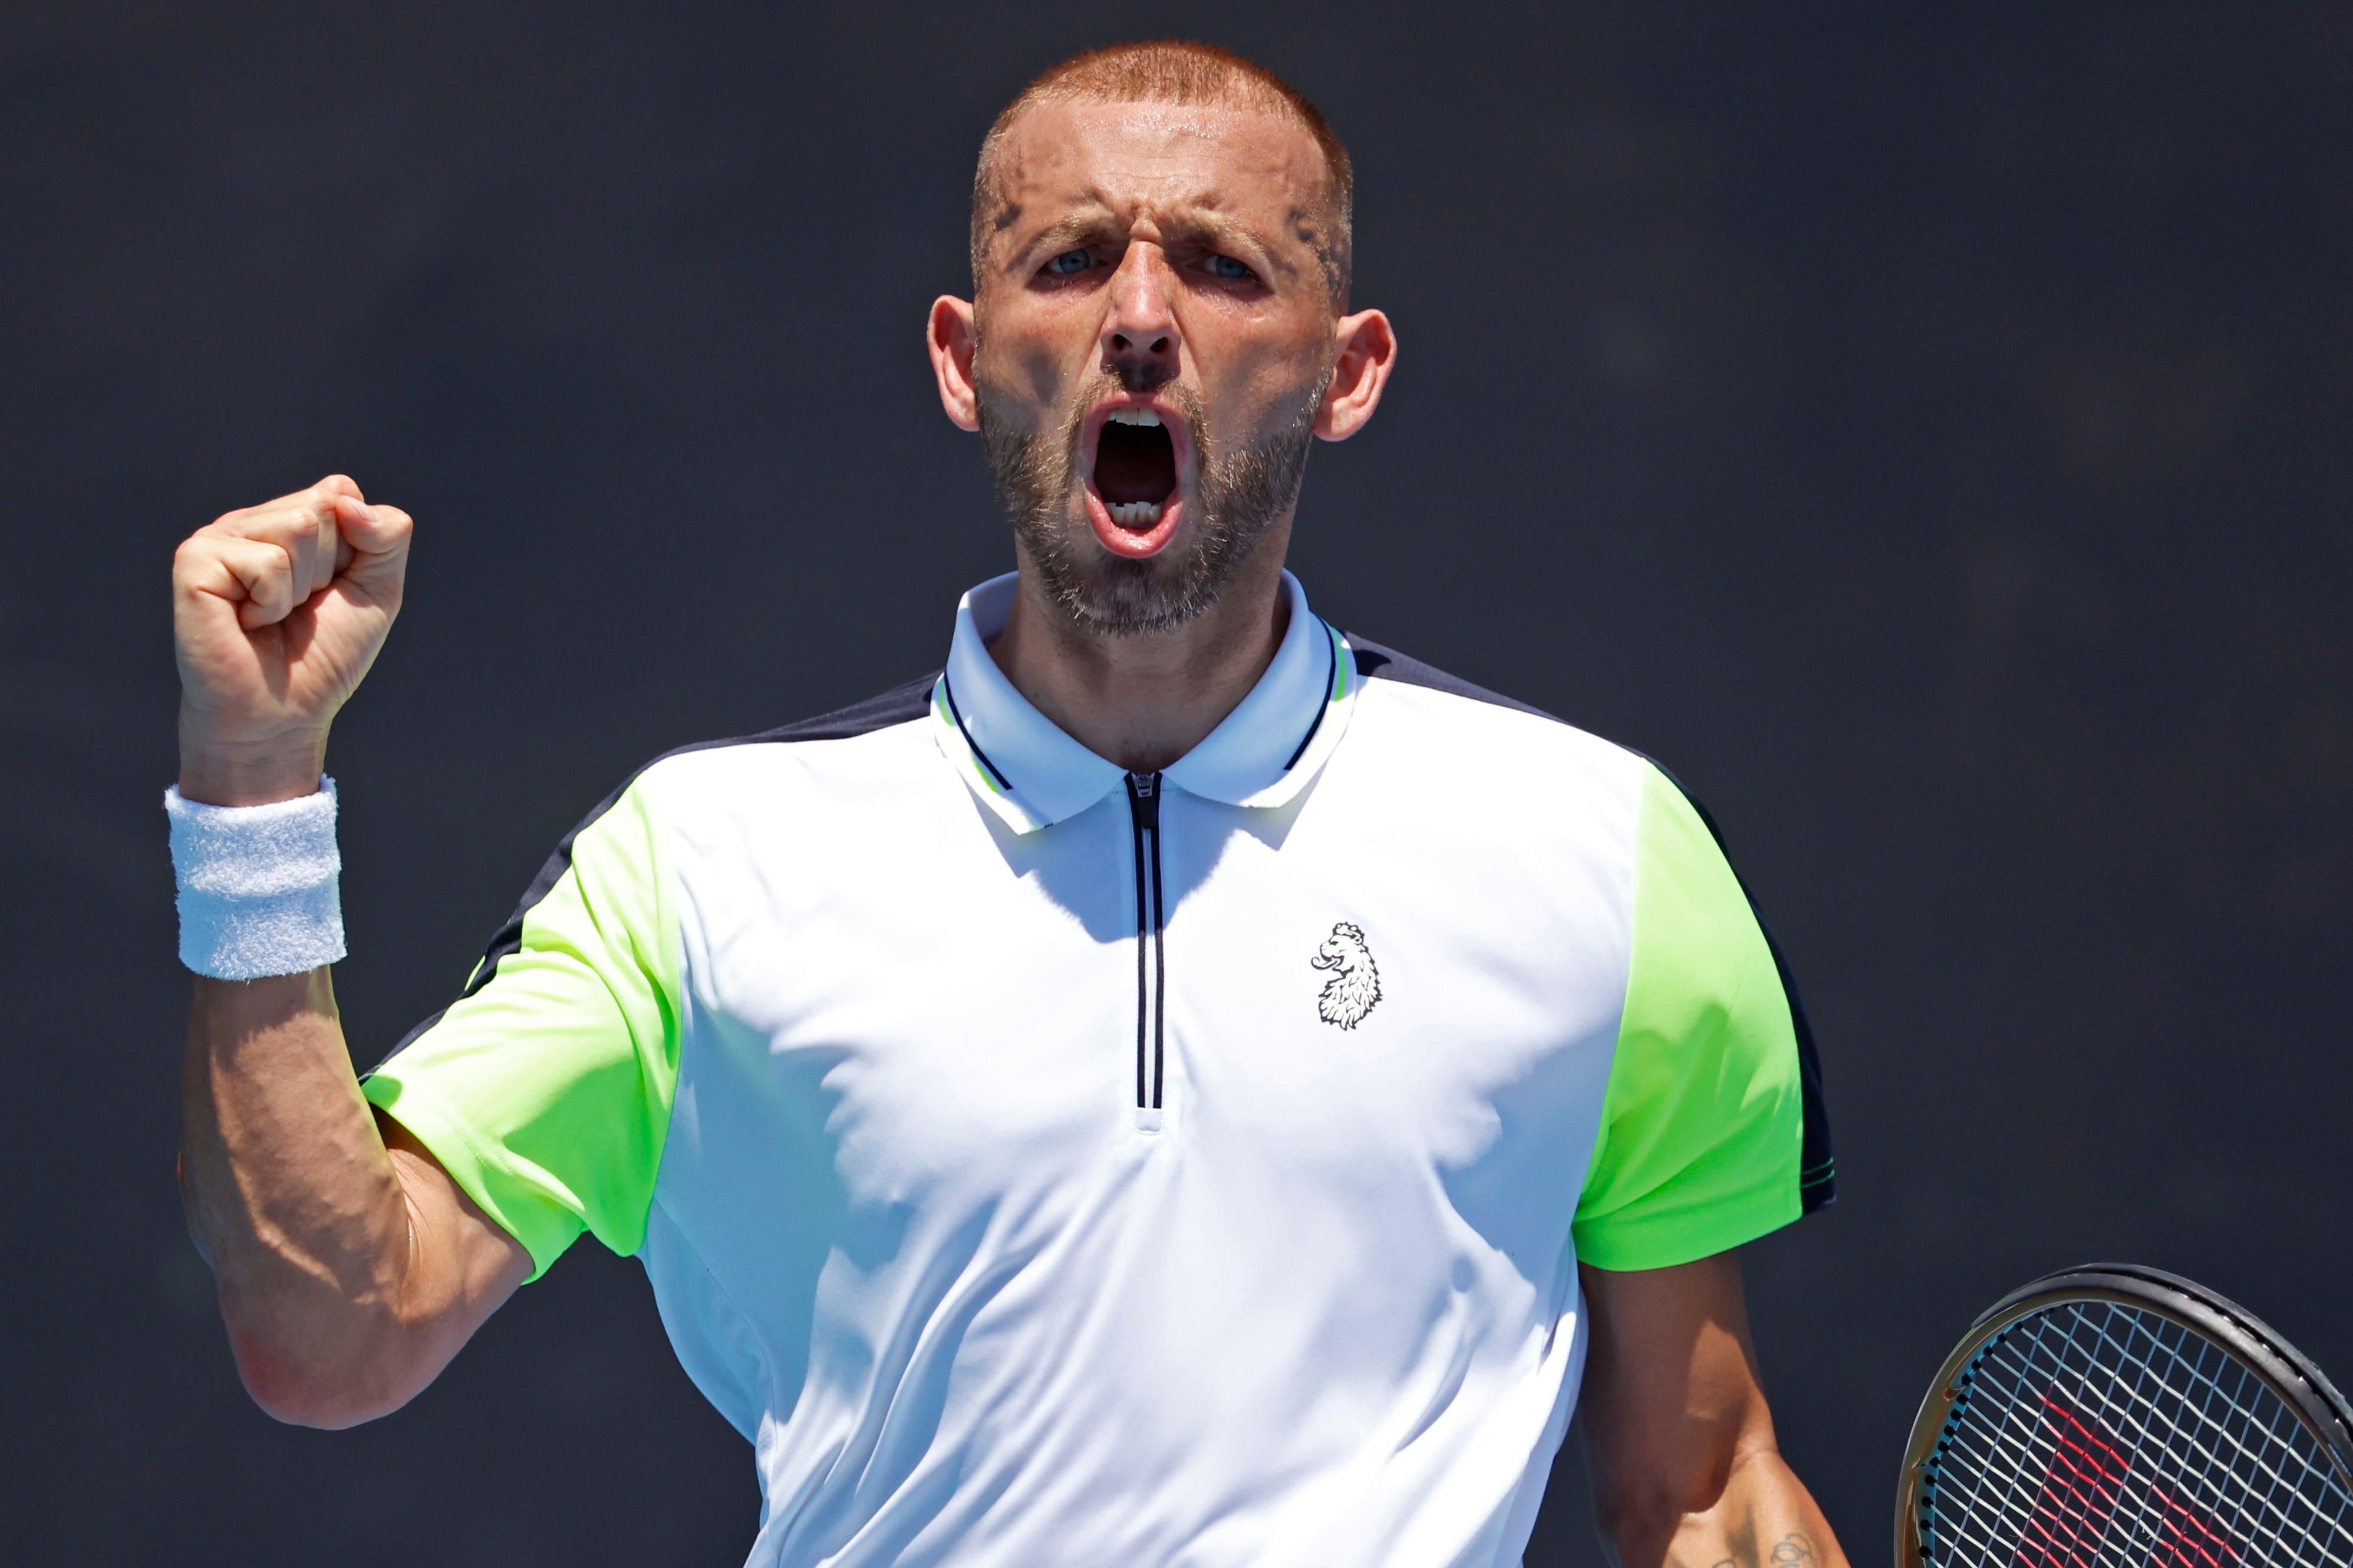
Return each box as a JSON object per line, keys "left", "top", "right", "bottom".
{"left": 373, "top": 671, "right": 939, "bottom": 1068}
{"left": 728, "top": 671, "right": 938, "bottom": 747}
{"left": 1344, "top": 634, "right": 1561, "bottom": 725}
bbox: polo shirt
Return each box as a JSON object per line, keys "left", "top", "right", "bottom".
{"left": 362, "top": 569, "right": 1833, "bottom": 1568}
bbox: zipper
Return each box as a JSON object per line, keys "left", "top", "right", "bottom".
{"left": 1123, "top": 771, "right": 1166, "bottom": 1110}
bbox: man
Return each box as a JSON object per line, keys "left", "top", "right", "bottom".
{"left": 169, "top": 41, "right": 1847, "bottom": 1568}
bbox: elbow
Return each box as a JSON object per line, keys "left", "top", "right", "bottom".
{"left": 228, "top": 1322, "right": 420, "bottom": 1430}
{"left": 206, "top": 1228, "right": 447, "bottom": 1429}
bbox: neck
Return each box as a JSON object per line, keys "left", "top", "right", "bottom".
{"left": 989, "top": 523, "right": 1294, "bottom": 774}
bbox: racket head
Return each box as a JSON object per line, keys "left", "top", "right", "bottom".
{"left": 1896, "top": 1263, "right": 2353, "bottom": 1568}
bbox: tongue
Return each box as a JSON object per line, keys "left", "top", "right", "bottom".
{"left": 1096, "top": 422, "right": 1177, "bottom": 508}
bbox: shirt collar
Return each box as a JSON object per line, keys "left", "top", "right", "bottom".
{"left": 931, "top": 570, "right": 1359, "bottom": 834}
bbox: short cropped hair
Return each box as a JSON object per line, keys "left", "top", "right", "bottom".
{"left": 970, "top": 40, "right": 1354, "bottom": 306}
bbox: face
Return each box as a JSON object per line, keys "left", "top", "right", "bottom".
{"left": 935, "top": 98, "right": 1380, "bottom": 636}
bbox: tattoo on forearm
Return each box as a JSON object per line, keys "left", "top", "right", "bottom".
{"left": 1681, "top": 1531, "right": 1815, "bottom": 1568}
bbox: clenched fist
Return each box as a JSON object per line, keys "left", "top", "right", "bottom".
{"left": 173, "top": 474, "right": 413, "bottom": 806}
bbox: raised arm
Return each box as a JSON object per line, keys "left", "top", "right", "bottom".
{"left": 172, "top": 476, "right": 529, "bottom": 1427}
{"left": 1577, "top": 1252, "right": 1848, "bottom": 1568}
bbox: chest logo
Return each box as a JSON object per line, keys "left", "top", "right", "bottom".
{"left": 1310, "top": 922, "right": 1382, "bottom": 1030}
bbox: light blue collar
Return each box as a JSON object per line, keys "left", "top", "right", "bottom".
{"left": 931, "top": 570, "right": 1359, "bottom": 834}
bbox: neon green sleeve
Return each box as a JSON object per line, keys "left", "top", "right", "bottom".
{"left": 1572, "top": 764, "right": 1808, "bottom": 1271}
{"left": 362, "top": 774, "right": 684, "bottom": 1282}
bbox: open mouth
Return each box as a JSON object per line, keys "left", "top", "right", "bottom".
{"left": 1093, "top": 408, "right": 1178, "bottom": 531}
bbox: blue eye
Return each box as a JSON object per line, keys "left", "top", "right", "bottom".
{"left": 1046, "top": 249, "right": 1092, "bottom": 276}
{"left": 1207, "top": 254, "right": 1255, "bottom": 280}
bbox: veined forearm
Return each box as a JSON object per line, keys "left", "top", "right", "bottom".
{"left": 168, "top": 480, "right": 522, "bottom": 1426}
{"left": 180, "top": 967, "right": 418, "bottom": 1422}
{"left": 1580, "top": 1258, "right": 1849, "bottom": 1568}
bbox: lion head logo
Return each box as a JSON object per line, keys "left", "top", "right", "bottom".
{"left": 1309, "top": 922, "right": 1382, "bottom": 1030}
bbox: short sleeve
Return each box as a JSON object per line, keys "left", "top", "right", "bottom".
{"left": 362, "top": 773, "right": 684, "bottom": 1282}
{"left": 1571, "top": 763, "right": 1830, "bottom": 1271}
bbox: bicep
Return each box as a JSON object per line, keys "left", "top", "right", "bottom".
{"left": 358, "top": 774, "right": 684, "bottom": 1277}
{"left": 380, "top": 1108, "right": 531, "bottom": 1356}
{"left": 1574, "top": 764, "right": 1823, "bottom": 1274}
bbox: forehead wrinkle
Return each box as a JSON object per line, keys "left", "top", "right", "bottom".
{"left": 1008, "top": 165, "right": 1301, "bottom": 249}
{"left": 1003, "top": 101, "right": 1324, "bottom": 208}
{"left": 979, "top": 99, "right": 1344, "bottom": 298}
{"left": 1007, "top": 181, "right": 1255, "bottom": 246}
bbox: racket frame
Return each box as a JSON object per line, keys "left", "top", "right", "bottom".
{"left": 1894, "top": 1262, "right": 2353, "bottom": 1568}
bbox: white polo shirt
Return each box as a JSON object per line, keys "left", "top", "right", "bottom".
{"left": 365, "top": 570, "right": 1833, "bottom": 1568}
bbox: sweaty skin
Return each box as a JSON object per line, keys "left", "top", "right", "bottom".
{"left": 172, "top": 97, "right": 1848, "bottom": 1568}
{"left": 927, "top": 98, "right": 1393, "bottom": 771}
{"left": 1579, "top": 1256, "right": 1849, "bottom": 1568}
{"left": 173, "top": 476, "right": 530, "bottom": 1427}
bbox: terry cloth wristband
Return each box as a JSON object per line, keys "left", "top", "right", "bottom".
{"left": 165, "top": 778, "right": 347, "bottom": 979}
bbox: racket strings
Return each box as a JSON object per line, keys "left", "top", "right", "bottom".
{"left": 2000, "top": 1315, "right": 2315, "bottom": 1546}
{"left": 1932, "top": 1306, "right": 2347, "bottom": 1566}
{"left": 1980, "top": 1310, "right": 2341, "bottom": 1567}
{"left": 1919, "top": 1300, "right": 2353, "bottom": 1567}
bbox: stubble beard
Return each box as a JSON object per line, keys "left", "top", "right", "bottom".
{"left": 978, "top": 365, "right": 1331, "bottom": 638}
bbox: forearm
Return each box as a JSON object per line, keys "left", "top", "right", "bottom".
{"left": 1627, "top": 1445, "right": 1847, "bottom": 1568}
{"left": 169, "top": 479, "right": 524, "bottom": 1423}
{"left": 179, "top": 966, "right": 422, "bottom": 1425}
{"left": 1580, "top": 1256, "right": 1850, "bottom": 1568}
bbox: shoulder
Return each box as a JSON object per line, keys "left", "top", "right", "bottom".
{"left": 1346, "top": 636, "right": 1559, "bottom": 725}
{"left": 1342, "top": 632, "right": 1653, "bottom": 800}
{"left": 639, "top": 671, "right": 937, "bottom": 778}
{"left": 627, "top": 671, "right": 941, "bottom": 804}
{"left": 510, "top": 672, "right": 942, "bottom": 900}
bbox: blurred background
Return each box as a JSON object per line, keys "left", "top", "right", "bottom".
{"left": 4, "top": 2, "right": 2348, "bottom": 1563}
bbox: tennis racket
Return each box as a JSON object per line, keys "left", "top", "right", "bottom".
{"left": 1896, "top": 1263, "right": 2353, "bottom": 1567}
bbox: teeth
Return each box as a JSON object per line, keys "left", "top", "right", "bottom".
{"left": 1105, "top": 408, "right": 1163, "bottom": 427}
{"left": 1106, "top": 500, "right": 1166, "bottom": 529}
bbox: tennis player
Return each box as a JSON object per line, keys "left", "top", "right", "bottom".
{"left": 169, "top": 41, "right": 1849, "bottom": 1568}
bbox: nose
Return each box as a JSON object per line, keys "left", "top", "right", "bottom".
{"left": 1100, "top": 243, "right": 1180, "bottom": 392}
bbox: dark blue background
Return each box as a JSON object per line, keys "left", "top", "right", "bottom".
{"left": 5, "top": 4, "right": 2348, "bottom": 1562}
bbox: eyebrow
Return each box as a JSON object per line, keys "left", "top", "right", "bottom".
{"left": 1016, "top": 204, "right": 1122, "bottom": 262}
{"left": 1172, "top": 210, "right": 1283, "bottom": 268}
{"left": 1010, "top": 199, "right": 1304, "bottom": 286}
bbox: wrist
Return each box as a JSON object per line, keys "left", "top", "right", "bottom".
{"left": 177, "top": 720, "right": 329, "bottom": 808}
{"left": 166, "top": 778, "right": 347, "bottom": 979}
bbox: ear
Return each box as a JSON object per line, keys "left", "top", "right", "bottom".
{"left": 1314, "top": 309, "right": 1398, "bottom": 442}
{"left": 928, "top": 296, "right": 981, "bottom": 433}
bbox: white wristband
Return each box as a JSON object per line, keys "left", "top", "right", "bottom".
{"left": 166, "top": 778, "right": 347, "bottom": 979}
